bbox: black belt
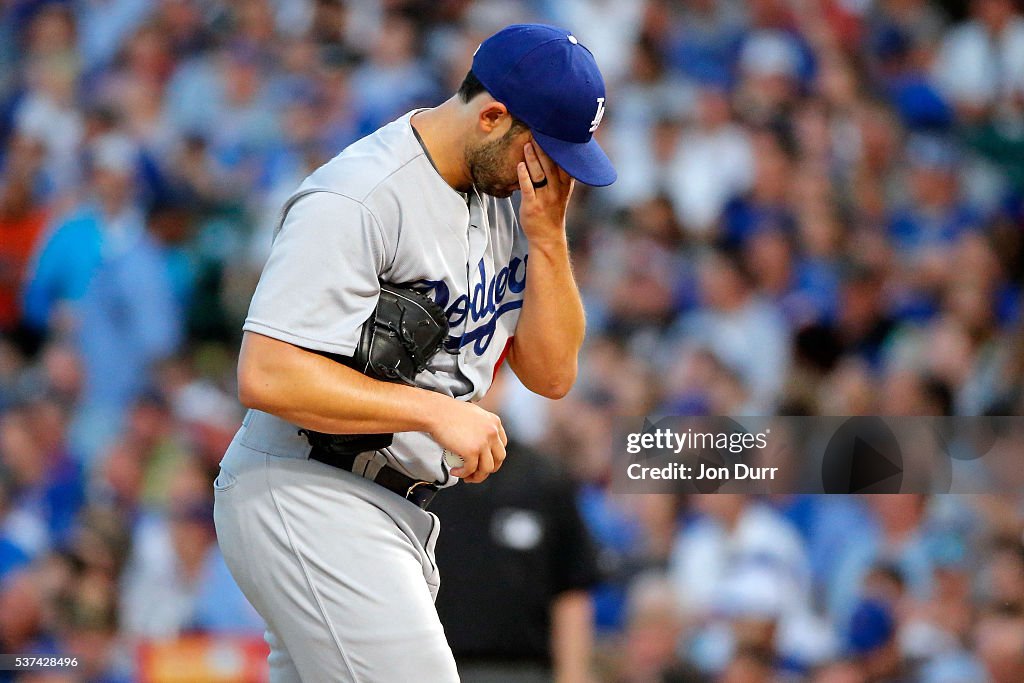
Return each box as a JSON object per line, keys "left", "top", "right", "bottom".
{"left": 307, "top": 445, "right": 439, "bottom": 510}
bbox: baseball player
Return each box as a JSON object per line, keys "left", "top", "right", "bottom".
{"left": 213, "top": 24, "right": 615, "bottom": 682}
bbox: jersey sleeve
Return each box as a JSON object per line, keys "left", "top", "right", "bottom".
{"left": 243, "top": 191, "right": 388, "bottom": 356}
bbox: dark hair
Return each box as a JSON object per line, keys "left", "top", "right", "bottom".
{"left": 456, "top": 70, "right": 529, "bottom": 134}
{"left": 457, "top": 69, "right": 488, "bottom": 103}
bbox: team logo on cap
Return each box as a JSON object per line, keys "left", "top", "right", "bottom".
{"left": 589, "top": 97, "right": 606, "bottom": 133}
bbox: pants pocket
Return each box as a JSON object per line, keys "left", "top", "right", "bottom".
{"left": 213, "top": 465, "right": 239, "bottom": 493}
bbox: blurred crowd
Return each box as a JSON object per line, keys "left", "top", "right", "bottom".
{"left": 0, "top": 0, "right": 1023, "bottom": 681}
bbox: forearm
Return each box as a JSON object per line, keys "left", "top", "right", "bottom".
{"left": 237, "top": 331, "right": 442, "bottom": 434}
{"left": 509, "top": 237, "right": 585, "bottom": 397}
{"left": 551, "top": 590, "right": 594, "bottom": 683}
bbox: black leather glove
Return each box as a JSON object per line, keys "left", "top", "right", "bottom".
{"left": 350, "top": 283, "right": 450, "bottom": 385}
{"left": 300, "top": 283, "right": 450, "bottom": 457}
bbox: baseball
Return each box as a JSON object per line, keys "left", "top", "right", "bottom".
{"left": 443, "top": 449, "right": 465, "bottom": 469}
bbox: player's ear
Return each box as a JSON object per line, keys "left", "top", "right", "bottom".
{"left": 477, "top": 101, "right": 510, "bottom": 134}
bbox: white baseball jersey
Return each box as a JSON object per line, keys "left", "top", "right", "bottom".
{"left": 241, "top": 110, "right": 528, "bottom": 484}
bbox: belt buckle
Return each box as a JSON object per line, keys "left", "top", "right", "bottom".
{"left": 405, "top": 481, "right": 437, "bottom": 509}
{"left": 406, "top": 480, "right": 431, "bottom": 498}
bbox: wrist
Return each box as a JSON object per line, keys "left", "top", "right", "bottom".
{"left": 525, "top": 230, "right": 569, "bottom": 253}
{"left": 522, "top": 214, "right": 566, "bottom": 241}
{"left": 412, "top": 388, "right": 447, "bottom": 433}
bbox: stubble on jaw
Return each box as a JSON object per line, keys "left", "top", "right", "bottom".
{"left": 464, "top": 124, "right": 528, "bottom": 198}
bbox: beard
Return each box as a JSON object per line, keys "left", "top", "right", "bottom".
{"left": 465, "top": 131, "right": 520, "bottom": 198}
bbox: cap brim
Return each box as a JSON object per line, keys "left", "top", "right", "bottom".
{"left": 532, "top": 131, "right": 617, "bottom": 187}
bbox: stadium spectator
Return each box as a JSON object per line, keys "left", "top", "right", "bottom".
{"left": 0, "top": 135, "right": 48, "bottom": 334}
{"left": 22, "top": 133, "right": 144, "bottom": 336}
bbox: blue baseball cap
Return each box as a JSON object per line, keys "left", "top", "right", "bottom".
{"left": 847, "top": 599, "right": 895, "bottom": 655}
{"left": 472, "top": 24, "right": 617, "bottom": 187}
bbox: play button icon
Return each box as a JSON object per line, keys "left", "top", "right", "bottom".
{"left": 822, "top": 417, "right": 904, "bottom": 493}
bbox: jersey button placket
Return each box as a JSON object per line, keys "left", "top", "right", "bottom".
{"left": 459, "top": 193, "right": 490, "bottom": 373}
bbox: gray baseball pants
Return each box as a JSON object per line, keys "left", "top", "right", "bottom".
{"left": 213, "top": 437, "right": 460, "bottom": 682}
